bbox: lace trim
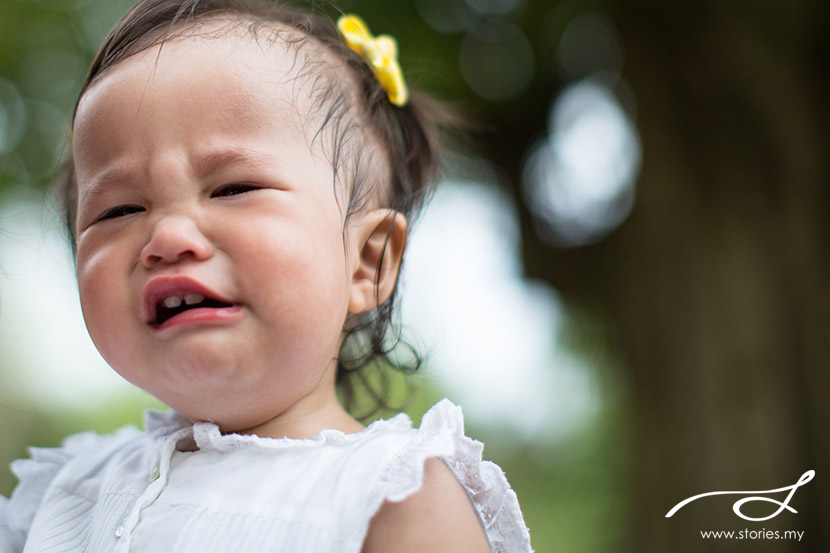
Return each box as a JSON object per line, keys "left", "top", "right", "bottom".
{"left": 372, "top": 399, "right": 533, "bottom": 552}
{"left": 145, "top": 409, "right": 415, "bottom": 453}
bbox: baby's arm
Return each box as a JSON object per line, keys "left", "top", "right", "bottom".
{"left": 361, "top": 458, "right": 492, "bottom": 553}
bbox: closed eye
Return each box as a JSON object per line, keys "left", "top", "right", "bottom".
{"left": 211, "top": 184, "right": 261, "bottom": 198}
{"left": 96, "top": 204, "right": 145, "bottom": 222}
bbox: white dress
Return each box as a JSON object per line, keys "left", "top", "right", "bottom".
{"left": 0, "top": 399, "right": 532, "bottom": 553}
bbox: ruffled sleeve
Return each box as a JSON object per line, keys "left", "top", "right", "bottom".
{"left": 0, "top": 494, "right": 18, "bottom": 553}
{"left": 1, "top": 430, "right": 129, "bottom": 552}
{"left": 372, "top": 399, "right": 533, "bottom": 553}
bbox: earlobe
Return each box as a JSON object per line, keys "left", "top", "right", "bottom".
{"left": 348, "top": 210, "right": 407, "bottom": 315}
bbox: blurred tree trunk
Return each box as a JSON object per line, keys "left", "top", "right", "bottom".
{"left": 517, "top": 2, "right": 829, "bottom": 551}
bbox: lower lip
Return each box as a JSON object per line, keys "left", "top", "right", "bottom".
{"left": 151, "top": 305, "right": 243, "bottom": 337}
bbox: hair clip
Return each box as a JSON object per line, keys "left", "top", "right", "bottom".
{"left": 337, "top": 14, "right": 409, "bottom": 107}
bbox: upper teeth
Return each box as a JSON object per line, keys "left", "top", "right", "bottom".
{"left": 162, "top": 296, "right": 181, "bottom": 308}
{"left": 185, "top": 293, "right": 205, "bottom": 305}
{"left": 162, "top": 293, "right": 205, "bottom": 308}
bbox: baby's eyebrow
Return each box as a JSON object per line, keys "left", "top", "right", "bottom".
{"left": 193, "top": 148, "right": 273, "bottom": 178}
{"left": 78, "top": 167, "right": 135, "bottom": 208}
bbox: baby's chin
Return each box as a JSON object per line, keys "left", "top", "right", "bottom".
{"left": 107, "top": 370, "right": 284, "bottom": 435}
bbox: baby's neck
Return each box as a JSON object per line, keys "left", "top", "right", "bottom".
{"left": 231, "top": 400, "right": 363, "bottom": 440}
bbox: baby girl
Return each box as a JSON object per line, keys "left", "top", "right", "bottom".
{"left": 0, "top": 1, "right": 532, "bottom": 551}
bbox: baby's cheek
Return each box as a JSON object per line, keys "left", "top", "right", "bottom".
{"left": 76, "top": 247, "right": 132, "bottom": 359}
{"left": 78, "top": 264, "right": 108, "bottom": 331}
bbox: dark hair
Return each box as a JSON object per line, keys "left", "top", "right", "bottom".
{"left": 57, "top": 0, "right": 454, "bottom": 420}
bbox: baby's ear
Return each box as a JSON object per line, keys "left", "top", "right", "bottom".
{"left": 348, "top": 210, "right": 407, "bottom": 314}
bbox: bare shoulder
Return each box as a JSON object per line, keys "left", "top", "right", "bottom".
{"left": 361, "top": 457, "right": 491, "bottom": 553}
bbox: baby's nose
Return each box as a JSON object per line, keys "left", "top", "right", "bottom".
{"left": 140, "top": 215, "right": 213, "bottom": 268}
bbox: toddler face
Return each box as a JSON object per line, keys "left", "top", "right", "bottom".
{"left": 72, "top": 31, "right": 369, "bottom": 433}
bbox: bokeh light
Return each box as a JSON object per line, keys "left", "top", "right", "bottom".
{"left": 0, "top": 78, "right": 26, "bottom": 156}
{"left": 19, "top": 48, "right": 85, "bottom": 104}
{"left": 464, "top": 0, "right": 524, "bottom": 16}
{"left": 459, "top": 19, "right": 535, "bottom": 101}
{"left": 555, "top": 11, "right": 623, "bottom": 80}
{"left": 414, "top": 0, "right": 478, "bottom": 34}
{"left": 523, "top": 78, "right": 640, "bottom": 246}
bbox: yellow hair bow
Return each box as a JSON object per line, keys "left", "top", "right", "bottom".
{"left": 337, "top": 14, "right": 409, "bottom": 107}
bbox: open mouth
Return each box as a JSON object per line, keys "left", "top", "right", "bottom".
{"left": 154, "top": 293, "right": 235, "bottom": 326}
{"left": 142, "top": 276, "right": 238, "bottom": 329}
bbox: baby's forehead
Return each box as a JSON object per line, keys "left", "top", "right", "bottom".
{"left": 80, "top": 24, "right": 346, "bottom": 143}
{"left": 99, "top": 21, "right": 336, "bottom": 102}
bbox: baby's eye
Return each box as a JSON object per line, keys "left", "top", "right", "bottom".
{"left": 96, "top": 204, "right": 145, "bottom": 222}
{"left": 211, "top": 184, "right": 261, "bottom": 198}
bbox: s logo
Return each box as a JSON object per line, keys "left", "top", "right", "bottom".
{"left": 666, "top": 470, "right": 815, "bottom": 522}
